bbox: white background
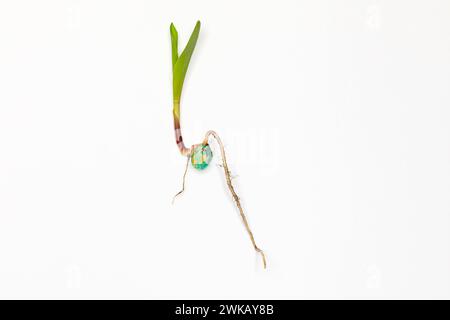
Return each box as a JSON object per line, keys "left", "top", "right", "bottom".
{"left": 0, "top": 0, "right": 449, "bottom": 299}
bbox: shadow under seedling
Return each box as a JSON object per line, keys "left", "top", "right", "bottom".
{"left": 170, "top": 21, "right": 267, "bottom": 269}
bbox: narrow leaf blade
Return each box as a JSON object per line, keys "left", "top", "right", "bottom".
{"left": 170, "top": 23, "right": 178, "bottom": 69}
{"left": 173, "top": 21, "right": 201, "bottom": 101}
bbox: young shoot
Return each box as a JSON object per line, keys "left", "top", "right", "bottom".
{"left": 170, "top": 21, "right": 266, "bottom": 269}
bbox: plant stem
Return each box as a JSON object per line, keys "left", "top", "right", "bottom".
{"left": 203, "top": 130, "right": 267, "bottom": 269}
{"left": 173, "top": 100, "right": 192, "bottom": 156}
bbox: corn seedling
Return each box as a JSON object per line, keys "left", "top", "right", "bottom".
{"left": 170, "top": 21, "right": 266, "bottom": 269}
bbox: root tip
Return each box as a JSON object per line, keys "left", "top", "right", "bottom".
{"left": 256, "top": 248, "right": 267, "bottom": 269}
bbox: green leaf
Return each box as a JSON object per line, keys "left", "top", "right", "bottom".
{"left": 170, "top": 23, "right": 178, "bottom": 69}
{"left": 172, "top": 21, "right": 201, "bottom": 102}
